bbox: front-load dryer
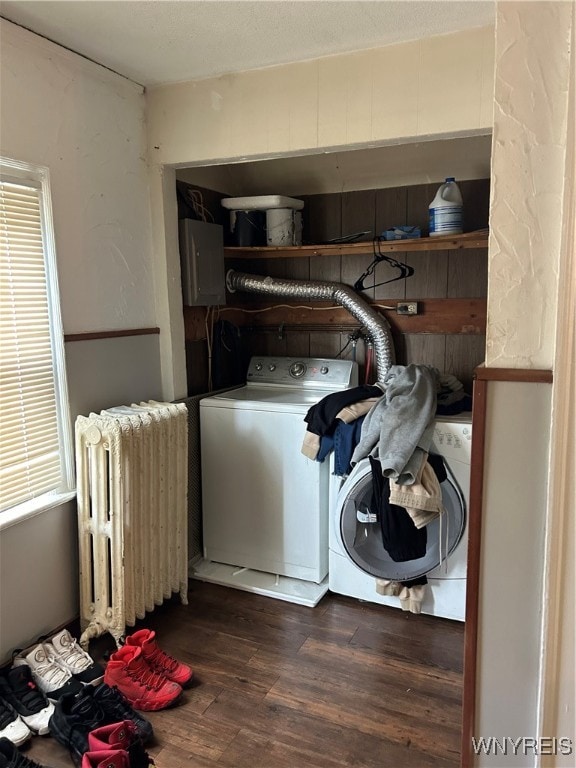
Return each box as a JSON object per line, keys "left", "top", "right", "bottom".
{"left": 329, "top": 415, "right": 472, "bottom": 620}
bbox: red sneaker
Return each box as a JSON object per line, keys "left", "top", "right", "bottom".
{"left": 88, "top": 719, "right": 139, "bottom": 751}
{"left": 103, "top": 645, "right": 182, "bottom": 711}
{"left": 81, "top": 750, "right": 130, "bottom": 768}
{"left": 125, "top": 630, "right": 193, "bottom": 688}
{"left": 88, "top": 719, "right": 152, "bottom": 766}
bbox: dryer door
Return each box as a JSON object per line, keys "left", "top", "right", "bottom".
{"left": 337, "top": 457, "right": 465, "bottom": 581}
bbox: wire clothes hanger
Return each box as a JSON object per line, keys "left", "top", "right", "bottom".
{"left": 353, "top": 237, "right": 415, "bottom": 291}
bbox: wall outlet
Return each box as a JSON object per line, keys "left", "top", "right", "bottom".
{"left": 396, "top": 302, "right": 419, "bottom": 315}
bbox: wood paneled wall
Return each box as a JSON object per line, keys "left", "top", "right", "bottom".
{"left": 183, "top": 179, "right": 489, "bottom": 394}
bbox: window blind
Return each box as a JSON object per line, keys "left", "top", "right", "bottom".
{"left": 0, "top": 179, "right": 64, "bottom": 512}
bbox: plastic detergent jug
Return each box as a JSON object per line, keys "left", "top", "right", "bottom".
{"left": 429, "top": 178, "right": 463, "bottom": 237}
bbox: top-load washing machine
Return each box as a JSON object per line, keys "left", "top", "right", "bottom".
{"left": 329, "top": 414, "right": 472, "bottom": 620}
{"left": 193, "top": 356, "right": 358, "bottom": 607}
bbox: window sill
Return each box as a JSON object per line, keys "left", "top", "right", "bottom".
{"left": 0, "top": 490, "right": 77, "bottom": 532}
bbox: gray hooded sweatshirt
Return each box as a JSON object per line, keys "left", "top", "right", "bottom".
{"left": 350, "top": 364, "right": 439, "bottom": 485}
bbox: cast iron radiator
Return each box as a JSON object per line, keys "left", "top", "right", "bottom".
{"left": 75, "top": 401, "right": 188, "bottom": 648}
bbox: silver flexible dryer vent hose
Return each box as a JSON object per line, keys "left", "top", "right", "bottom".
{"left": 226, "top": 269, "right": 395, "bottom": 382}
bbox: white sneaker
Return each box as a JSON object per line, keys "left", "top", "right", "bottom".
{"left": 0, "top": 696, "right": 31, "bottom": 746}
{"left": 48, "top": 629, "right": 104, "bottom": 686}
{"left": 23, "top": 643, "right": 83, "bottom": 702}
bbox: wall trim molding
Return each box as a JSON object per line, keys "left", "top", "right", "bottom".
{"left": 461, "top": 374, "right": 488, "bottom": 768}
{"left": 64, "top": 328, "right": 160, "bottom": 343}
{"left": 474, "top": 366, "right": 553, "bottom": 383}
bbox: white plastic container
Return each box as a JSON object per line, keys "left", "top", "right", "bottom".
{"left": 429, "top": 178, "right": 463, "bottom": 237}
{"left": 293, "top": 211, "right": 303, "bottom": 246}
{"left": 266, "top": 208, "right": 295, "bottom": 246}
{"left": 221, "top": 195, "right": 304, "bottom": 211}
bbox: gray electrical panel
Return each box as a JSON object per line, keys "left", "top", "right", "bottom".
{"left": 178, "top": 219, "right": 226, "bottom": 306}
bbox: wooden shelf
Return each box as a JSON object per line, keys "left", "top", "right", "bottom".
{"left": 224, "top": 230, "right": 489, "bottom": 259}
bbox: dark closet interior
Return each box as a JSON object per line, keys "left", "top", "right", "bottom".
{"left": 179, "top": 176, "right": 490, "bottom": 395}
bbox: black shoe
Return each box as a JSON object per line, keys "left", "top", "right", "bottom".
{"left": 127, "top": 742, "right": 155, "bottom": 768}
{"left": 0, "top": 737, "right": 53, "bottom": 767}
{"left": 92, "top": 683, "right": 153, "bottom": 744}
{"left": 0, "top": 697, "right": 30, "bottom": 747}
{"left": 0, "top": 668, "right": 54, "bottom": 736}
{"left": 48, "top": 690, "right": 107, "bottom": 765}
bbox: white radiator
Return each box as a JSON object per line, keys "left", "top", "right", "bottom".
{"left": 75, "top": 400, "right": 188, "bottom": 648}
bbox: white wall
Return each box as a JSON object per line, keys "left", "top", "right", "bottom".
{"left": 0, "top": 21, "right": 156, "bottom": 335}
{"left": 542, "top": 19, "right": 576, "bottom": 755}
{"left": 0, "top": 20, "right": 160, "bottom": 660}
{"left": 486, "top": 3, "right": 571, "bottom": 370}
{"left": 147, "top": 26, "right": 495, "bottom": 167}
{"left": 476, "top": 2, "right": 574, "bottom": 765}
{"left": 476, "top": 382, "right": 552, "bottom": 764}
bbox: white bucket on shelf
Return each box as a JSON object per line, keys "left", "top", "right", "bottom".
{"left": 293, "top": 211, "right": 303, "bottom": 246}
{"left": 221, "top": 195, "right": 304, "bottom": 212}
{"left": 266, "top": 208, "right": 295, "bottom": 246}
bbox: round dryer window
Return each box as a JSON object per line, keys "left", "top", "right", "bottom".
{"left": 338, "top": 457, "right": 466, "bottom": 582}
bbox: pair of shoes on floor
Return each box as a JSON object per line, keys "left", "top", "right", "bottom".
{"left": 48, "top": 683, "right": 153, "bottom": 764}
{"left": 13, "top": 630, "right": 104, "bottom": 702}
{"left": 0, "top": 736, "right": 54, "bottom": 767}
{"left": 81, "top": 721, "right": 153, "bottom": 767}
{"left": 0, "top": 665, "right": 54, "bottom": 745}
{"left": 104, "top": 629, "right": 192, "bottom": 712}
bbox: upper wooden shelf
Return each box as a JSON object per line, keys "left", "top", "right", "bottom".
{"left": 224, "top": 230, "right": 489, "bottom": 259}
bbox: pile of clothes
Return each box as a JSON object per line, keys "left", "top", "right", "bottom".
{"left": 302, "top": 364, "right": 470, "bottom": 614}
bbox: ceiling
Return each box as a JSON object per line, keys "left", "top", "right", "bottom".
{"left": 177, "top": 134, "right": 493, "bottom": 195}
{"left": 1, "top": 0, "right": 495, "bottom": 87}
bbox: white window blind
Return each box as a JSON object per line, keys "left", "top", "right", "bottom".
{"left": 0, "top": 160, "right": 73, "bottom": 517}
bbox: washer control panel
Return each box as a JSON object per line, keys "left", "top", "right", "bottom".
{"left": 246, "top": 357, "right": 359, "bottom": 389}
{"left": 432, "top": 418, "right": 472, "bottom": 463}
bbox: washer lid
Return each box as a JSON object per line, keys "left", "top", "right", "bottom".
{"left": 200, "top": 385, "right": 332, "bottom": 409}
{"left": 337, "top": 457, "right": 466, "bottom": 581}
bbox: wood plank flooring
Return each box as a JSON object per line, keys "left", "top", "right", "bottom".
{"left": 23, "top": 582, "right": 464, "bottom": 767}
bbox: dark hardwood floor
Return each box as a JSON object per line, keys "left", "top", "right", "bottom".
{"left": 24, "top": 581, "right": 464, "bottom": 767}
